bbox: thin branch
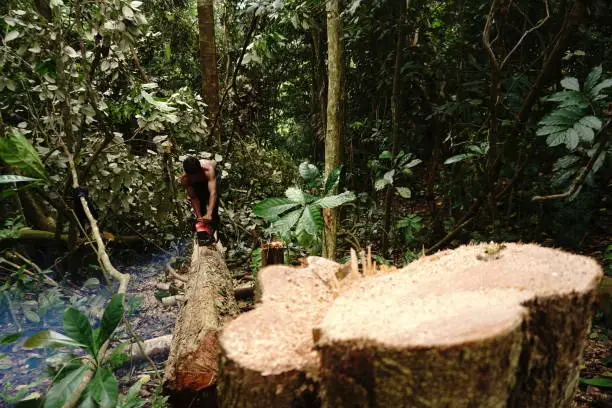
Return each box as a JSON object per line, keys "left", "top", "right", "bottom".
{"left": 500, "top": 0, "right": 550, "bottom": 69}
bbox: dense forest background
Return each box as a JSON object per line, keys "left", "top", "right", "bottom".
{"left": 0, "top": 0, "right": 611, "bottom": 405}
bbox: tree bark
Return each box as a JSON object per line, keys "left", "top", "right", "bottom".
{"left": 197, "top": 0, "right": 221, "bottom": 147}
{"left": 218, "top": 243, "right": 602, "bottom": 408}
{"left": 323, "top": 0, "right": 343, "bottom": 260}
{"left": 163, "top": 244, "right": 238, "bottom": 395}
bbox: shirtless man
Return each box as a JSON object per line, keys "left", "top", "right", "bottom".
{"left": 179, "top": 156, "right": 220, "bottom": 238}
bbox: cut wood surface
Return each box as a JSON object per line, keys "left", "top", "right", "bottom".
{"left": 218, "top": 243, "right": 602, "bottom": 408}
{"left": 163, "top": 243, "right": 239, "bottom": 394}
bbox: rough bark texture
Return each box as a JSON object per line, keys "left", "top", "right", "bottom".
{"left": 197, "top": 0, "right": 220, "bottom": 144}
{"left": 163, "top": 244, "right": 238, "bottom": 395}
{"left": 218, "top": 243, "right": 602, "bottom": 408}
{"left": 323, "top": 0, "right": 343, "bottom": 260}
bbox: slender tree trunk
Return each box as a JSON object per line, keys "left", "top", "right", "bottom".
{"left": 382, "top": 0, "right": 406, "bottom": 252}
{"left": 323, "top": 0, "right": 343, "bottom": 260}
{"left": 197, "top": 0, "right": 220, "bottom": 147}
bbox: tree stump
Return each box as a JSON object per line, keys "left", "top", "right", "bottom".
{"left": 261, "top": 239, "right": 286, "bottom": 266}
{"left": 163, "top": 244, "right": 239, "bottom": 396}
{"left": 217, "top": 243, "right": 602, "bottom": 408}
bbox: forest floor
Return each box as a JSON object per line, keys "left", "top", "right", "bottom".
{"left": 0, "top": 243, "right": 610, "bottom": 406}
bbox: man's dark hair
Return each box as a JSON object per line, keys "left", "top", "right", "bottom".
{"left": 183, "top": 156, "right": 202, "bottom": 174}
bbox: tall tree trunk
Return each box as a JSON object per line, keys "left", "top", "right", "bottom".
{"left": 323, "top": 0, "right": 343, "bottom": 260}
{"left": 382, "top": 0, "right": 406, "bottom": 252}
{"left": 197, "top": 0, "right": 220, "bottom": 147}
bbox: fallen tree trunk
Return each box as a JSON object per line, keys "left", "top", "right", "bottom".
{"left": 163, "top": 243, "right": 239, "bottom": 396}
{"left": 218, "top": 243, "right": 602, "bottom": 408}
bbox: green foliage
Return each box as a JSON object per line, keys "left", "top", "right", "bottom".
{"left": 0, "top": 129, "right": 47, "bottom": 179}
{"left": 371, "top": 151, "right": 421, "bottom": 198}
{"left": 250, "top": 247, "right": 262, "bottom": 276}
{"left": 254, "top": 162, "right": 355, "bottom": 251}
{"left": 537, "top": 66, "right": 611, "bottom": 151}
{"left": 23, "top": 294, "right": 125, "bottom": 407}
{"left": 396, "top": 214, "right": 423, "bottom": 244}
{"left": 579, "top": 377, "right": 612, "bottom": 388}
{"left": 0, "top": 175, "right": 39, "bottom": 184}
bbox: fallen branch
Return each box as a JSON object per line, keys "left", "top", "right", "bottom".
{"left": 121, "top": 334, "right": 173, "bottom": 361}
{"left": 162, "top": 295, "right": 186, "bottom": 307}
{"left": 165, "top": 263, "right": 188, "bottom": 283}
{"left": 59, "top": 139, "right": 130, "bottom": 408}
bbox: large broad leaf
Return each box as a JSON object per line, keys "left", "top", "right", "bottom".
{"left": 87, "top": 368, "right": 119, "bottom": 408}
{"left": 573, "top": 123, "right": 595, "bottom": 143}
{"left": 589, "top": 78, "right": 612, "bottom": 98}
{"left": 44, "top": 364, "right": 88, "bottom": 408}
{"left": 0, "top": 175, "right": 39, "bottom": 184}
{"left": 313, "top": 191, "right": 355, "bottom": 208}
{"left": 96, "top": 294, "right": 124, "bottom": 349}
{"left": 396, "top": 187, "right": 411, "bottom": 198}
{"left": 584, "top": 66, "right": 602, "bottom": 93}
{"left": 578, "top": 116, "right": 602, "bottom": 130}
{"left": 285, "top": 187, "right": 305, "bottom": 204}
{"left": 444, "top": 154, "right": 470, "bottom": 165}
{"left": 383, "top": 170, "right": 395, "bottom": 185}
{"left": 537, "top": 125, "right": 567, "bottom": 136}
{"left": 560, "top": 77, "right": 580, "bottom": 91}
{"left": 269, "top": 208, "right": 303, "bottom": 235}
{"left": 579, "top": 377, "right": 612, "bottom": 388}
{"left": 324, "top": 166, "right": 343, "bottom": 194}
{"left": 546, "top": 131, "right": 567, "bottom": 147}
{"left": 63, "top": 308, "right": 94, "bottom": 353}
{"left": 0, "top": 332, "right": 21, "bottom": 345}
{"left": 23, "top": 330, "right": 85, "bottom": 349}
{"left": 379, "top": 151, "right": 393, "bottom": 159}
{"left": 539, "top": 108, "right": 583, "bottom": 127}
{"left": 254, "top": 198, "right": 300, "bottom": 220}
{"left": 0, "top": 131, "right": 46, "bottom": 179}
{"left": 295, "top": 205, "right": 321, "bottom": 236}
{"left": 298, "top": 162, "right": 319, "bottom": 182}
{"left": 565, "top": 128, "right": 579, "bottom": 150}
{"left": 403, "top": 159, "right": 422, "bottom": 169}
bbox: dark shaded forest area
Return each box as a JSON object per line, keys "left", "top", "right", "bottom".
{"left": 0, "top": 0, "right": 610, "bottom": 406}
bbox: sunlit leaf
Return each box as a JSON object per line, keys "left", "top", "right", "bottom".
{"left": 44, "top": 364, "right": 88, "bottom": 408}
{"left": 285, "top": 187, "right": 305, "bottom": 204}
{"left": 24, "top": 330, "right": 85, "bottom": 349}
{"left": 396, "top": 187, "right": 411, "bottom": 198}
{"left": 584, "top": 66, "right": 602, "bottom": 92}
{"left": 254, "top": 198, "right": 299, "bottom": 220}
{"left": 269, "top": 208, "right": 302, "bottom": 235}
{"left": 324, "top": 166, "right": 342, "bottom": 194}
{"left": 5, "top": 30, "right": 20, "bottom": 42}
{"left": 578, "top": 116, "right": 602, "bottom": 130}
{"left": 560, "top": 77, "right": 580, "bottom": 91}
{"left": 298, "top": 162, "right": 319, "bottom": 182}
{"left": 313, "top": 191, "right": 355, "bottom": 208}
{"left": 0, "top": 175, "right": 39, "bottom": 184}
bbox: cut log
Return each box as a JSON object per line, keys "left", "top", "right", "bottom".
{"left": 218, "top": 243, "right": 602, "bottom": 408}
{"left": 163, "top": 244, "right": 239, "bottom": 395}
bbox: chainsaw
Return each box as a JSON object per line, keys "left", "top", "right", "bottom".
{"left": 195, "top": 219, "right": 215, "bottom": 246}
